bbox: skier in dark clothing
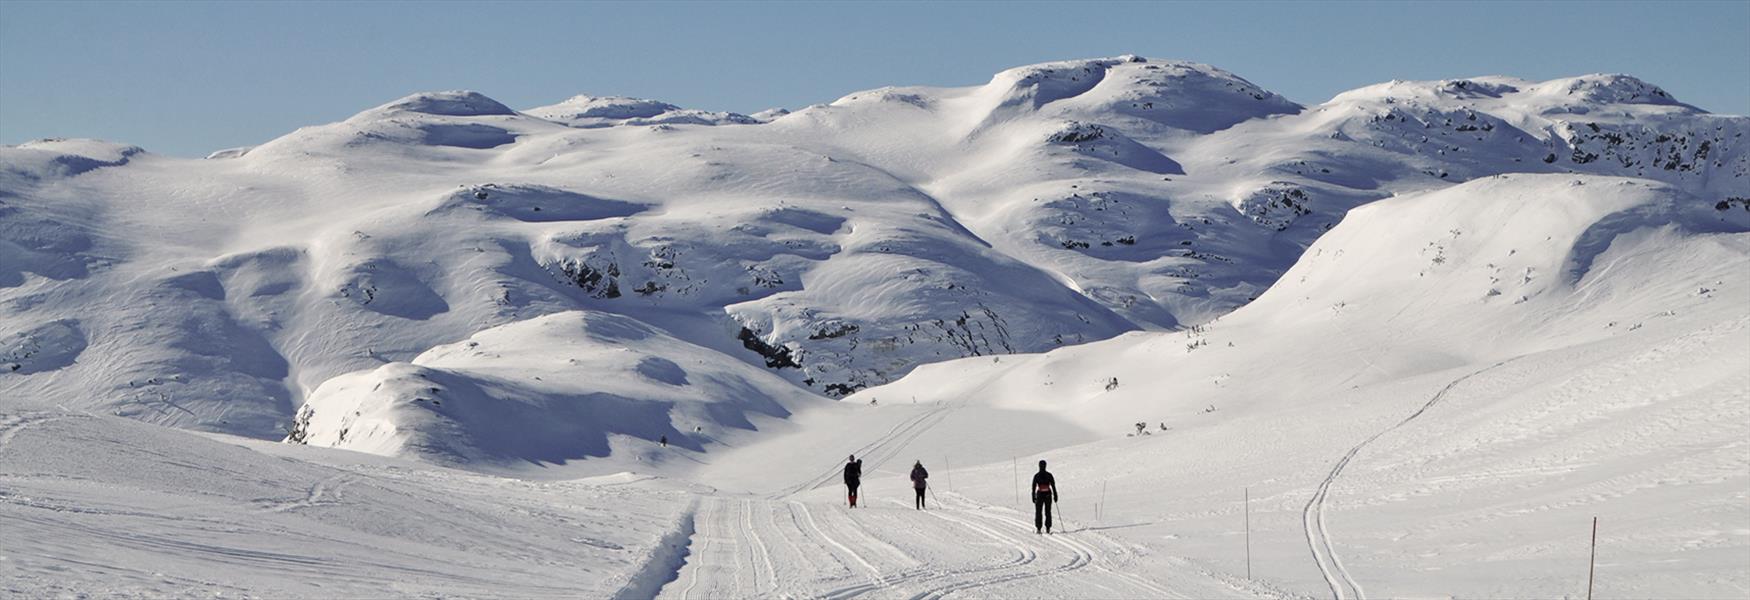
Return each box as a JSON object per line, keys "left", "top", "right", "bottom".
{"left": 910, "top": 461, "right": 929, "bottom": 510}
{"left": 844, "top": 455, "right": 863, "bottom": 508}
{"left": 1032, "top": 460, "right": 1058, "bottom": 534}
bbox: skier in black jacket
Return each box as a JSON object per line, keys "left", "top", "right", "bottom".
{"left": 910, "top": 461, "right": 929, "bottom": 509}
{"left": 844, "top": 455, "right": 863, "bottom": 508}
{"left": 1032, "top": 460, "right": 1058, "bottom": 534}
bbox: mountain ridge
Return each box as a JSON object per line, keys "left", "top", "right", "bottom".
{"left": 2, "top": 56, "right": 1745, "bottom": 448}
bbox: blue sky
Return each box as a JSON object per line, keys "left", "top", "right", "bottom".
{"left": 3, "top": 1, "right": 1746, "bottom": 157}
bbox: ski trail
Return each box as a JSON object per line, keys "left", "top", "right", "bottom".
{"left": 793, "top": 500, "right": 883, "bottom": 584}
{"left": 959, "top": 497, "right": 1185, "bottom": 599}
{"left": 818, "top": 498, "right": 1037, "bottom": 600}
{"left": 778, "top": 405, "right": 952, "bottom": 498}
{"left": 814, "top": 502, "right": 917, "bottom": 570}
{"left": 786, "top": 501, "right": 874, "bottom": 587}
{"left": 1302, "top": 359, "right": 1515, "bottom": 600}
{"left": 729, "top": 499, "right": 749, "bottom": 594}
{"left": 811, "top": 493, "right": 1101, "bottom": 600}
{"left": 915, "top": 494, "right": 1187, "bottom": 600}
{"left": 657, "top": 392, "right": 1247, "bottom": 599}
{"left": 758, "top": 497, "right": 825, "bottom": 598}
{"left": 677, "top": 499, "right": 719, "bottom": 600}
{"left": 662, "top": 486, "right": 1232, "bottom": 599}
{"left": 0, "top": 412, "right": 79, "bottom": 449}
{"left": 906, "top": 505, "right": 1080, "bottom": 600}
{"left": 741, "top": 499, "right": 777, "bottom": 595}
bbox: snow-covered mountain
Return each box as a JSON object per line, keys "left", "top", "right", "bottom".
{"left": 3, "top": 56, "right": 1747, "bottom": 597}
{"left": 4, "top": 57, "right": 1742, "bottom": 449}
{"left": 524, "top": 94, "right": 764, "bottom": 128}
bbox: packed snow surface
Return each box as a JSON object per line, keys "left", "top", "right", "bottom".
{"left": 3, "top": 56, "right": 1748, "bottom": 598}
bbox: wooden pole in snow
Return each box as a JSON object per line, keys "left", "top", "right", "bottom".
{"left": 944, "top": 456, "right": 953, "bottom": 493}
{"left": 1587, "top": 516, "right": 1598, "bottom": 600}
{"left": 1245, "top": 487, "right": 1252, "bottom": 580}
{"left": 1099, "top": 480, "right": 1108, "bottom": 522}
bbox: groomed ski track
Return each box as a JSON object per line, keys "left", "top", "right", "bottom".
{"left": 1299, "top": 360, "right": 1517, "bottom": 600}
{"left": 653, "top": 403, "right": 1267, "bottom": 600}
{"left": 661, "top": 493, "right": 1192, "bottom": 600}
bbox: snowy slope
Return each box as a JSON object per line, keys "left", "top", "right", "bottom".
{"left": 290, "top": 310, "right": 819, "bottom": 472}
{"left": 0, "top": 410, "right": 700, "bottom": 598}
{"left": 2, "top": 56, "right": 1748, "bottom": 598}
{"left": 833, "top": 174, "right": 1749, "bottom": 597}
{"left": 525, "top": 94, "right": 762, "bottom": 128}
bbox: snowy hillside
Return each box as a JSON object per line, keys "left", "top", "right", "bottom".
{"left": 5, "top": 57, "right": 1744, "bottom": 440}
{"left": 0, "top": 411, "right": 701, "bottom": 598}
{"left": 290, "top": 310, "right": 819, "bottom": 472}
{"left": 837, "top": 174, "right": 1749, "bottom": 596}
{"left": 2, "top": 56, "right": 1747, "bottom": 598}
{"left": 524, "top": 94, "right": 764, "bottom": 128}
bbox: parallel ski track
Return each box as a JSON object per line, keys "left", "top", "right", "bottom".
{"left": 1302, "top": 359, "right": 1514, "bottom": 600}
{"left": 816, "top": 500, "right": 1036, "bottom": 600}
{"left": 676, "top": 498, "right": 716, "bottom": 600}
{"left": 663, "top": 396, "right": 1191, "bottom": 599}
{"left": 777, "top": 405, "right": 953, "bottom": 499}
{"left": 0, "top": 412, "right": 82, "bottom": 449}
{"left": 969, "top": 500, "right": 1184, "bottom": 600}
{"left": 743, "top": 499, "right": 778, "bottom": 595}
{"left": 810, "top": 493, "right": 1183, "bottom": 600}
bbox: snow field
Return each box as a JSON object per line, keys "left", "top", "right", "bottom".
{"left": 0, "top": 412, "right": 696, "bottom": 598}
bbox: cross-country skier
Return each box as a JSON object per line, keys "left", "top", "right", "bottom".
{"left": 1033, "top": 460, "right": 1058, "bottom": 534}
{"left": 844, "top": 455, "right": 863, "bottom": 508}
{"left": 910, "top": 460, "right": 929, "bottom": 510}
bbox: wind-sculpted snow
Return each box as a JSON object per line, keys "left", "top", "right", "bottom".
{"left": 373, "top": 90, "right": 517, "bottom": 117}
{"left": 0, "top": 319, "right": 85, "bottom": 374}
{"left": 290, "top": 311, "right": 816, "bottom": 468}
{"left": 0, "top": 203, "right": 104, "bottom": 285}
{"left": 0, "top": 138, "right": 143, "bottom": 181}
{"left": 526, "top": 94, "right": 760, "bottom": 128}
{"left": 429, "top": 183, "right": 647, "bottom": 223}
{"left": 974, "top": 56, "right": 1299, "bottom": 133}
{"left": 1245, "top": 175, "right": 1749, "bottom": 324}
{"left": 1, "top": 55, "right": 1745, "bottom": 461}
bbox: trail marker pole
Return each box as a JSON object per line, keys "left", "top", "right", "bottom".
{"left": 1013, "top": 458, "right": 1019, "bottom": 505}
{"left": 1245, "top": 487, "right": 1252, "bottom": 580}
{"left": 1099, "top": 480, "right": 1109, "bottom": 523}
{"left": 1587, "top": 516, "right": 1598, "bottom": 600}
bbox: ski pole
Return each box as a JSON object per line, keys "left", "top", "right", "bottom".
{"left": 1588, "top": 516, "right": 1598, "bottom": 600}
